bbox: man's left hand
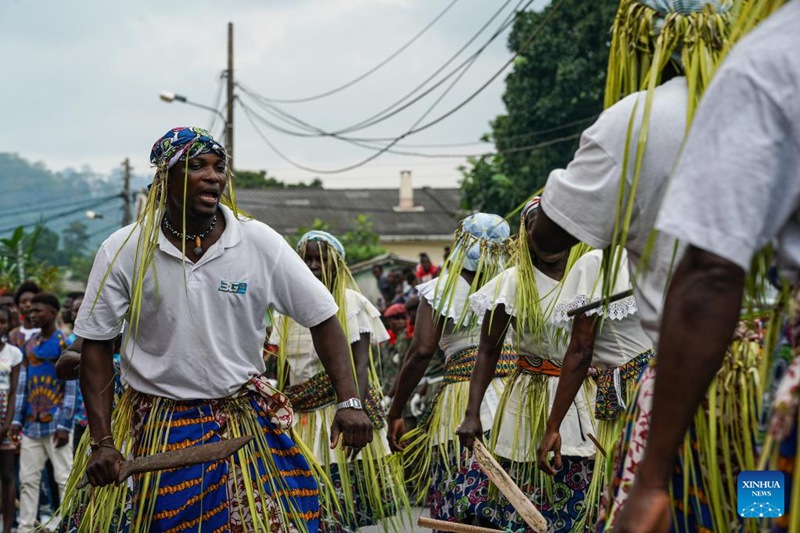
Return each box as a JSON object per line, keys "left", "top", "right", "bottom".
{"left": 537, "top": 428, "right": 562, "bottom": 476}
{"left": 53, "top": 429, "right": 70, "bottom": 448}
{"left": 330, "top": 409, "right": 373, "bottom": 461}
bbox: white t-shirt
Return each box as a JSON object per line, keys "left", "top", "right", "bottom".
{"left": 541, "top": 77, "right": 689, "bottom": 343}
{"left": 74, "top": 205, "right": 339, "bottom": 400}
{"left": 0, "top": 344, "right": 23, "bottom": 391}
{"left": 656, "top": 1, "right": 800, "bottom": 278}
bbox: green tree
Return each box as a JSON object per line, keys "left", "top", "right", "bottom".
{"left": 29, "top": 225, "right": 67, "bottom": 266}
{"left": 62, "top": 220, "right": 90, "bottom": 260}
{"left": 235, "top": 170, "right": 324, "bottom": 190}
{"left": 0, "top": 226, "right": 61, "bottom": 292}
{"left": 460, "top": 0, "right": 618, "bottom": 215}
{"left": 340, "top": 215, "right": 385, "bottom": 264}
{"left": 287, "top": 216, "right": 385, "bottom": 265}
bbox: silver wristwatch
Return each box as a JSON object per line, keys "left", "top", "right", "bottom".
{"left": 336, "top": 398, "right": 363, "bottom": 411}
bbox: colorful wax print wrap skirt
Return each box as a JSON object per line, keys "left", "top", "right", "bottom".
{"left": 58, "top": 375, "right": 319, "bottom": 533}
{"left": 401, "top": 345, "right": 516, "bottom": 524}
{"left": 286, "top": 370, "right": 408, "bottom": 533}
{"left": 599, "top": 335, "right": 764, "bottom": 532}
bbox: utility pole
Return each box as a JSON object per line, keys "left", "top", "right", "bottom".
{"left": 122, "top": 158, "right": 131, "bottom": 227}
{"left": 226, "top": 22, "right": 235, "bottom": 170}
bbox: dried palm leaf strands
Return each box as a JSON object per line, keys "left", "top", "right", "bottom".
{"left": 602, "top": 0, "right": 734, "bottom": 302}
{"left": 276, "top": 234, "right": 410, "bottom": 531}
{"left": 429, "top": 213, "right": 512, "bottom": 332}
{"left": 59, "top": 387, "right": 318, "bottom": 532}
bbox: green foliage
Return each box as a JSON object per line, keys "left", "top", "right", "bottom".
{"left": 0, "top": 226, "right": 62, "bottom": 292}
{"left": 235, "top": 169, "right": 323, "bottom": 190}
{"left": 460, "top": 0, "right": 618, "bottom": 216}
{"left": 287, "top": 216, "right": 385, "bottom": 265}
{"left": 339, "top": 215, "right": 386, "bottom": 264}
{"left": 62, "top": 220, "right": 90, "bottom": 260}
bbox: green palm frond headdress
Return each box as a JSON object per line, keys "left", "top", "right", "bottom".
{"left": 295, "top": 230, "right": 359, "bottom": 332}
{"left": 604, "top": 0, "right": 786, "bottom": 301}
{"left": 431, "top": 212, "right": 511, "bottom": 330}
{"left": 514, "top": 197, "right": 590, "bottom": 339}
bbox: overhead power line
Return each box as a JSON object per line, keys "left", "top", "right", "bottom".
{"left": 0, "top": 194, "right": 121, "bottom": 235}
{"left": 0, "top": 191, "right": 122, "bottom": 221}
{"left": 259, "top": 0, "right": 463, "bottom": 104}
{"left": 241, "top": 0, "right": 567, "bottom": 175}
{"left": 237, "top": 0, "right": 523, "bottom": 138}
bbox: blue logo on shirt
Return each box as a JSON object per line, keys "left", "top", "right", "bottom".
{"left": 738, "top": 470, "right": 784, "bottom": 518}
{"left": 219, "top": 280, "right": 248, "bottom": 295}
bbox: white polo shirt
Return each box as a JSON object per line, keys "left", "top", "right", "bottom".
{"left": 74, "top": 205, "right": 339, "bottom": 400}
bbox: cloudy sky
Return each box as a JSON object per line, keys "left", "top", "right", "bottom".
{"left": 0, "top": 0, "right": 542, "bottom": 190}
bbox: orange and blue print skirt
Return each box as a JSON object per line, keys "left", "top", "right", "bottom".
{"left": 59, "top": 378, "right": 320, "bottom": 533}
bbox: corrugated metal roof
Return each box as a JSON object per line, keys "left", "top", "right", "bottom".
{"left": 236, "top": 187, "right": 464, "bottom": 237}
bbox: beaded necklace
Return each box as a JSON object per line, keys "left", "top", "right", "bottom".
{"left": 162, "top": 215, "right": 217, "bottom": 255}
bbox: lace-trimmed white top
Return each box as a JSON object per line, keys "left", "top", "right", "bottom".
{"left": 417, "top": 272, "right": 480, "bottom": 361}
{"left": 550, "top": 250, "right": 653, "bottom": 370}
{"left": 270, "top": 289, "right": 388, "bottom": 386}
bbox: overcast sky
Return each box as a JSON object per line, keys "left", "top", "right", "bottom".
{"left": 0, "top": 0, "right": 543, "bottom": 190}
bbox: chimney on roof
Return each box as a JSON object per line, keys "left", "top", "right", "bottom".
{"left": 394, "top": 170, "right": 424, "bottom": 212}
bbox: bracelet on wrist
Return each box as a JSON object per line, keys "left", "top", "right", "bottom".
{"left": 89, "top": 435, "right": 114, "bottom": 451}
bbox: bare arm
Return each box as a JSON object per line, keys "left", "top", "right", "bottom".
{"left": 310, "top": 316, "right": 374, "bottom": 455}
{"left": 538, "top": 313, "right": 598, "bottom": 475}
{"left": 351, "top": 333, "right": 371, "bottom": 402}
{"left": 387, "top": 299, "right": 443, "bottom": 420}
{"left": 56, "top": 337, "right": 83, "bottom": 381}
{"left": 457, "top": 307, "right": 511, "bottom": 449}
{"left": 614, "top": 247, "right": 744, "bottom": 532}
{"left": 82, "top": 338, "right": 123, "bottom": 486}
{"left": 386, "top": 299, "right": 444, "bottom": 451}
{"left": 530, "top": 205, "right": 578, "bottom": 255}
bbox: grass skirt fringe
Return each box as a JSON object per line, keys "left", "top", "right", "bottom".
{"left": 401, "top": 377, "right": 507, "bottom": 505}
{"left": 58, "top": 385, "right": 319, "bottom": 533}
{"left": 601, "top": 340, "right": 764, "bottom": 532}
{"left": 291, "top": 403, "right": 409, "bottom": 533}
{"left": 487, "top": 369, "right": 596, "bottom": 532}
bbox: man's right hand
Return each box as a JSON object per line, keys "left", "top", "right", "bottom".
{"left": 456, "top": 414, "right": 482, "bottom": 449}
{"left": 386, "top": 416, "right": 406, "bottom": 453}
{"left": 85, "top": 446, "right": 124, "bottom": 487}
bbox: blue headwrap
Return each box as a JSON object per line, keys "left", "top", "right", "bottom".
{"left": 640, "top": 0, "right": 730, "bottom": 14}
{"left": 297, "top": 230, "right": 346, "bottom": 261}
{"left": 457, "top": 213, "right": 510, "bottom": 271}
{"left": 150, "top": 127, "right": 226, "bottom": 170}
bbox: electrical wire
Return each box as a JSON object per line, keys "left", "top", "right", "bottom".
{"left": 0, "top": 192, "right": 122, "bottom": 221}
{"left": 239, "top": 0, "right": 568, "bottom": 175}
{"left": 259, "top": 0, "right": 463, "bottom": 104}
{"left": 208, "top": 71, "right": 226, "bottom": 135}
{"left": 0, "top": 195, "right": 121, "bottom": 235}
{"left": 237, "top": 0, "right": 524, "bottom": 137}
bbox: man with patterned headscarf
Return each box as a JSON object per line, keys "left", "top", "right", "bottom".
{"left": 63, "top": 127, "right": 373, "bottom": 532}
{"left": 526, "top": 0, "right": 756, "bottom": 529}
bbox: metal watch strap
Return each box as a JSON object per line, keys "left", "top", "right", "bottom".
{"left": 336, "top": 398, "right": 363, "bottom": 411}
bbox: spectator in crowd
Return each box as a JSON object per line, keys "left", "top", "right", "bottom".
{"left": 8, "top": 281, "right": 42, "bottom": 348}
{"left": 401, "top": 267, "right": 418, "bottom": 302}
{"left": 0, "top": 293, "right": 19, "bottom": 331}
{"left": 404, "top": 295, "right": 419, "bottom": 339}
{"left": 416, "top": 253, "right": 439, "bottom": 283}
{"left": 372, "top": 265, "right": 394, "bottom": 309}
{"left": 0, "top": 305, "right": 23, "bottom": 533}
{"left": 10, "top": 293, "right": 75, "bottom": 533}
{"left": 59, "top": 292, "right": 84, "bottom": 336}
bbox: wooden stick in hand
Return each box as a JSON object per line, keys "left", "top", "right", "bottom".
{"left": 472, "top": 440, "right": 548, "bottom": 532}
